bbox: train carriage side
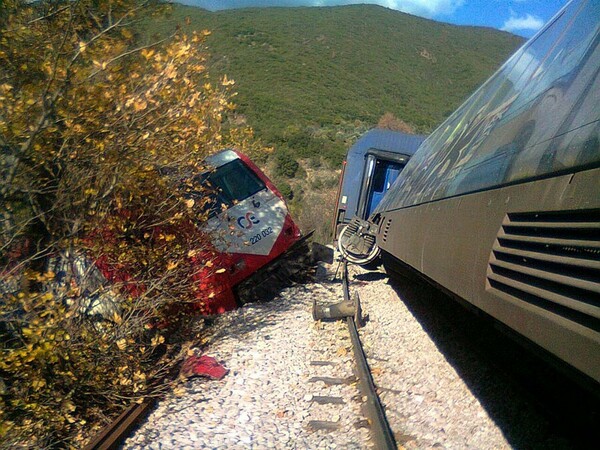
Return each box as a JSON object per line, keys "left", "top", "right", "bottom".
{"left": 374, "top": 0, "right": 600, "bottom": 383}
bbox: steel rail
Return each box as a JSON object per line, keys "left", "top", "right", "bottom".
{"left": 84, "top": 399, "right": 155, "bottom": 450}
{"left": 342, "top": 260, "right": 397, "bottom": 450}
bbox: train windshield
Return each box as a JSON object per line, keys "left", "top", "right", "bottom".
{"left": 198, "top": 159, "right": 266, "bottom": 217}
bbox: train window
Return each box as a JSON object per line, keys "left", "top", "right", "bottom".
{"left": 195, "top": 159, "right": 266, "bottom": 217}
{"left": 388, "top": 37, "right": 533, "bottom": 209}
{"left": 504, "top": 4, "right": 600, "bottom": 181}
{"left": 503, "top": 0, "right": 596, "bottom": 123}
{"left": 530, "top": 2, "right": 598, "bottom": 93}
{"left": 371, "top": 160, "right": 387, "bottom": 193}
{"left": 374, "top": 0, "right": 600, "bottom": 214}
{"left": 211, "top": 159, "right": 266, "bottom": 204}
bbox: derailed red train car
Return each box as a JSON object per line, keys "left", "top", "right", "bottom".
{"left": 30, "top": 149, "right": 303, "bottom": 317}
{"left": 188, "top": 149, "right": 303, "bottom": 314}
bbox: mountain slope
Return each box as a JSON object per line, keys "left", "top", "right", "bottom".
{"left": 150, "top": 5, "right": 522, "bottom": 131}
{"left": 149, "top": 4, "right": 523, "bottom": 141}
{"left": 142, "top": 4, "right": 524, "bottom": 240}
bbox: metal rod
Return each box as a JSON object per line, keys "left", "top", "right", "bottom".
{"left": 342, "top": 260, "right": 350, "bottom": 303}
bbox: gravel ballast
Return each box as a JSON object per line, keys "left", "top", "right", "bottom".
{"left": 123, "top": 278, "right": 369, "bottom": 450}
{"left": 123, "top": 261, "right": 580, "bottom": 449}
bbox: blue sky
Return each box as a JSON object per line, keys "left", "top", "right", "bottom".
{"left": 178, "top": 0, "right": 569, "bottom": 38}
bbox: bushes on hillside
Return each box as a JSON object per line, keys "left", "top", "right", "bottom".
{"left": 276, "top": 180, "right": 294, "bottom": 200}
{"left": 274, "top": 152, "right": 300, "bottom": 178}
{"left": 294, "top": 189, "right": 337, "bottom": 244}
{"left": 377, "top": 112, "right": 416, "bottom": 134}
{"left": 283, "top": 129, "right": 324, "bottom": 158}
{"left": 275, "top": 127, "right": 351, "bottom": 170}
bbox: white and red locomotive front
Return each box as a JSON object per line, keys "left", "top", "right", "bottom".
{"left": 193, "top": 149, "right": 302, "bottom": 314}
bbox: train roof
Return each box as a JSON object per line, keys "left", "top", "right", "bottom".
{"left": 205, "top": 148, "right": 238, "bottom": 168}
{"left": 347, "top": 129, "right": 426, "bottom": 159}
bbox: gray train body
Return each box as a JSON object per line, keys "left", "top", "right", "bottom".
{"left": 372, "top": 0, "right": 600, "bottom": 384}
{"left": 334, "top": 129, "right": 425, "bottom": 238}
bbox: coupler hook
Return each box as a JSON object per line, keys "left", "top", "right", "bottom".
{"left": 313, "top": 259, "right": 364, "bottom": 327}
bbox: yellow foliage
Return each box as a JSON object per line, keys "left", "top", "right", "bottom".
{"left": 0, "top": 0, "right": 269, "bottom": 446}
{"left": 151, "top": 334, "right": 165, "bottom": 346}
{"left": 116, "top": 339, "right": 127, "bottom": 351}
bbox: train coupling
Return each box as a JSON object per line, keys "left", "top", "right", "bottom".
{"left": 313, "top": 272, "right": 364, "bottom": 327}
{"left": 337, "top": 216, "right": 380, "bottom": 265}
{"left": 312, "top": 298, "right": 355, "bottom": 321}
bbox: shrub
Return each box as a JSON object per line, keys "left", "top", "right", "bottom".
{"left": 0, "top": 272, "right": 188, "bottom": 448}
{"left": 274, "top": 151, "right": 300, "bottom": 178}
{"left": 0, "top": 0, "right": 265, "bottom": 446}
{"left": 308, "top": 156, "right": 322, "bottom": 169}
{"left": 311, "top": 178, "right": 324, "bottom": 190}
{"left": 276, "top": 180, "right": 294, "bottom": 200}
{"left": 284, "top": 129, "right": 325, "bottom": 159}
{"left": 322, "top": 140, "right": 348, "bottom": 168}
{"left": 295, "top": 189, "right": 337, "bottom": 244}
{"left": 377, "top": 112, "right": 416, "bottom": 134}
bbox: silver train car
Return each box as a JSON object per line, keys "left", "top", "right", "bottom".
{"left": 371, "top": 0, "right": 600, "bottom": 384}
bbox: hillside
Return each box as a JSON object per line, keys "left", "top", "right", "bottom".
{"left": 142, "top": 4, "right": 524, "bottom": 240}
{"left": 147, "top": 5, "right": 523, "bottom": 149}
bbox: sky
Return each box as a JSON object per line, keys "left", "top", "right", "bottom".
{"left": 178, "top": 0, "right": 570, "bottom": 38}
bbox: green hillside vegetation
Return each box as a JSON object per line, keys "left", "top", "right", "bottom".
{"left": 141, "top": 4, "right": 523, "bottom": 240}
{"left": 144, "top": 4, "right": 522, "bottom": 165}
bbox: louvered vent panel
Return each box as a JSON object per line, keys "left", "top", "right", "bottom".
{"left": 487, "top": 210, "right": 600, "bottom": 332}
{"left": 382, "top": 218, "right": 392, "bottom": 243}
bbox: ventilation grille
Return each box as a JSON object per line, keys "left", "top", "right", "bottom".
{"left": 382, "top": 218, "right": 392, "bottom": 243}
{"left": 487, "top": 210, "right": 600, "bottom": 332}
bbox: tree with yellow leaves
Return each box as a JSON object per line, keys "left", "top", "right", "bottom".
{"left": 0, "top": 0, "right": 264, "bottom": 446}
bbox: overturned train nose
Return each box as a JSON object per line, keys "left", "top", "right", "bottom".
{"left": 337, "top": 216, "right": 380, "bottom": 266}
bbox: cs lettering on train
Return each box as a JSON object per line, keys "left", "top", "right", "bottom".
{"left": 237, "top": 211, "right": 260, "bottom": 229}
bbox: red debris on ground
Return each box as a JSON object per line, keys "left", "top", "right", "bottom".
{"left": 180, "top": 355, "right": 229, "bottom": 380}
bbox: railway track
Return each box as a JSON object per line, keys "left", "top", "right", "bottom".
{"left": 84, "top": 400, "right": 156, "bottom": 450}
{"left": 310, "top": 260, "right": 396, "bottom": 450}
{"left": 85, "top": 258, "right": 396, "bottom": 449}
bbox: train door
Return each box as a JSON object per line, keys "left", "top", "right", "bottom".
{"left": 357, "top": 155, "right": 405, "bottom": 219}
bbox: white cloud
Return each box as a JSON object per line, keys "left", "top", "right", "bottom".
{"left": 185, "top": 1, "right": 466, "bottom": 18}
{"left": 310, "top": 1, "right": 465, "bottom": 18}
{"left": 501, "top": 13, "right": 544, "bottom": 33}
{"left": 383, "top": 0, "right": 465, "bottom": 17}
